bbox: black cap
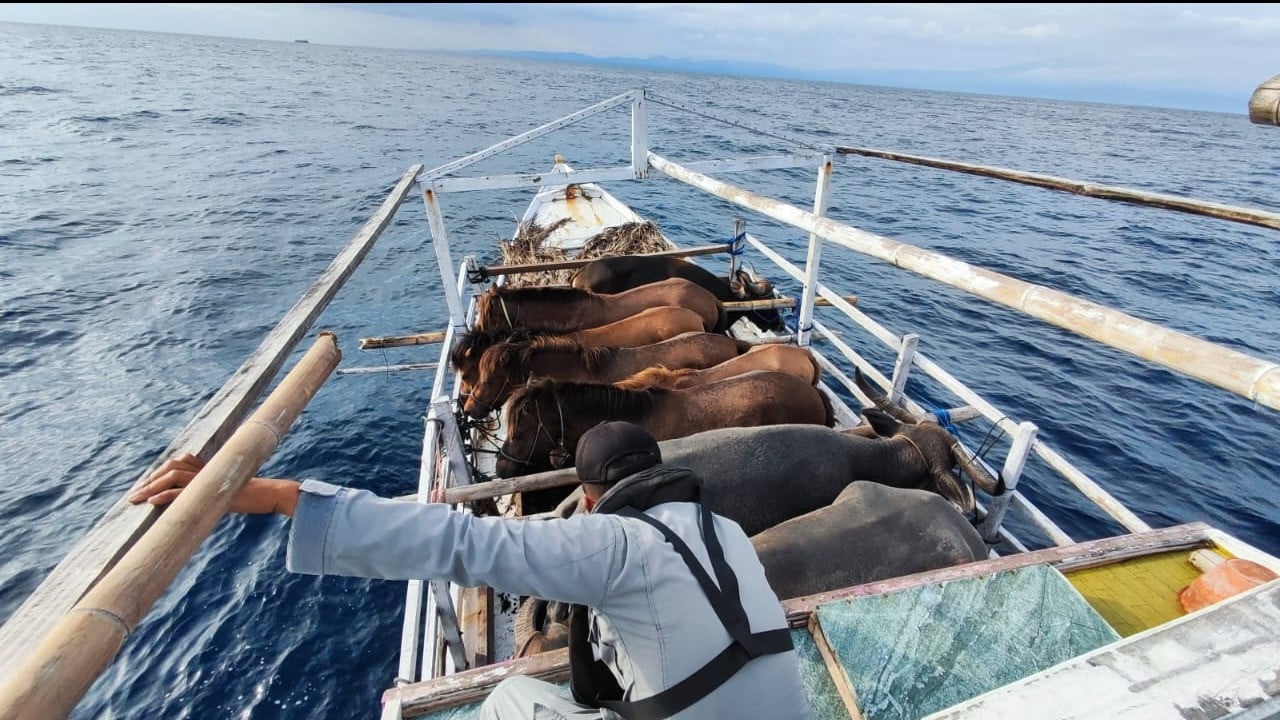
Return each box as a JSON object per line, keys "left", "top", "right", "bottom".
{"left": 575, "top": 421, "right": 662, "bottom": 485}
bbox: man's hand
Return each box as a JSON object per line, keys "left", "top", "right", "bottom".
{"left": 128, "top": 452, "right": 302, "bottom": 517}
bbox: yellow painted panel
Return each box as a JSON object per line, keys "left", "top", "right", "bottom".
{"left": 1065, "top": 548, "right": 1227, "bottom": 636}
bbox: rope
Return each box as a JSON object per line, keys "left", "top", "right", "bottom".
{"left": 932, "top": 408, "right": 961, "bottom": 437}
{"left": 728, "top": 232, "right": 746, "bottom": 257}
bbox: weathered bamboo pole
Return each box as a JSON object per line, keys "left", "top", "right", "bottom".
{"left": 0, "top": 332, "right": 341, "bottom": 720}
{"left": 648, "top": 152, "right": 1280, "bottom": 413}
{"left": 835, "top": 145, "right": 1280, "bottom": 232}
{"left": 1249, "top": 74, "right": 1280, "bottom": 127}
{"left": 477, "top": 243, "right": 730, "bottom": 278}
{"left": 359, "top": 331, "right": 447, "bottom": 350}
{"left": 0, "top": 164, "right": 422, "bottom": 679}
{"left": 443, "top": 466, "right": 578, "bottom": 504}
{"left": 723, "top": 294, "right": 858, "bottom": 311}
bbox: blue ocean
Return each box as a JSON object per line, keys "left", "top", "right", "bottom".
{"left": 2, "top": 21, "right": 1278, "bottom": 719}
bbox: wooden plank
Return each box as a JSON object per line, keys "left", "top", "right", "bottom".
{"left": 649, "top": 152, "right": 1280, "bottom": 412}
{"left": 359, "top": 331, "right": 447, "bottom": 350}
{"left": 441, "top": 467, "right": 578, "bottom": 505}
{"left": 836, "top": 145, "right": 1280, "bottom": 232}
{"left": 458, "top": 586, "right": 492, "bottom": 670}
{"left": 0, "top": 334, "right": 343, "bottom": 720}
{"left": 809, "top": 617, "right": 866, "bottom": 720}
{"left": 478, "top": 243, "right": 731, "bottom": 277}
{"left": 0, "top": 164, "right": 423, "bottom": 682}
{"left": 782, "top": 522, "right": 1213, "bottom": 626}
{"left": 388, "top": 648, "right": 571, "bottom": 717}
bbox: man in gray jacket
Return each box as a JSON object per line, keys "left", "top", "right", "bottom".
{"left": 130, "top": 421, "right": 810, "bottom": 719}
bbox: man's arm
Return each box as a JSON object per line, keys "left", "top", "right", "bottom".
{"left": 130, "top": 454, "right": 625, "bottom": 608}
{"left": 128, "top": 452, "right": 301, "bottom": 515}
{"left": 288, "top": 481, "right": 625, "bottom": 608}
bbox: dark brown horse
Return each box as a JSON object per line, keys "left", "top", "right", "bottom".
{"left": 496, "top": 372, "right": 836, "bottom": 485}
{"left": 613, "top": 344, "right": 820, "bottom": 390}
{"left": 474, "top": 278, "right": 727, "bottom": 334}
{"left": 450, "top": 306, "right": 707, "bottom": 396}
{"left": 463, "top": 332, "right": 752, "bottom": 418}
{"left": 571, "top": 255, "right": 784, "bottom": 331}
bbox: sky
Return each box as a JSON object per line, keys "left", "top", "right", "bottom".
{"left": 2, "top": 3, "right": 1277, "bottom": 112}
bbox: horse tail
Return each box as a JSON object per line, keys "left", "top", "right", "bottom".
{"left": 712, "top": 301, "right": 730, "bottom": 333}
{"left": 817, "top": 385, "right": 836, "bottom": 427}
{"left": 805, "top": 348, "right": 822, "bottom": 385}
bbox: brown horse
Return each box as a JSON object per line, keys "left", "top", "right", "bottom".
{"left": 450, "top": 306, "right": 707, "bottom": 396}
{"left": 496, "top": 371, "right": 836, "bottom": 486}
{"left": 463, "top": 332, "right": 753, "bottom": 418}
{"left": 613, "top": 344, "right": 820, "bottom": 391}
{"left": 474, "top": 278, "right": 727, "bottom": 334}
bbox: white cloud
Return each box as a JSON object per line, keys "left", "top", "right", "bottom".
{"left": 1, "top": 3, "right": 1276, "bottom": 109}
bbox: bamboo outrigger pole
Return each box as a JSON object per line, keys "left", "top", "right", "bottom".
{"left": 0, "top": 332, "right": 341, "bottom": 720}
{"left": 834, "top": 146, "right": 1280, "bottom": 232}
{"left": 647, "top": 152, "right": 1280, "bottom": 413}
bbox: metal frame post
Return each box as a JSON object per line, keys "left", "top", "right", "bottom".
{"left": 796, "top": 155, "right": 833, "bottom": 346}
{"left": 979, "top": 421, "right": 1039, "bottom": 543}
{"left": 422, "top": 186, "right": 467, "bottom": 331}
{"left": 890, "top": 334, "right": 920, "bottom": 405}
{"left": 631, "top": 88, "right": 648, "bottom": 179}
{"left": 728, "top": 219, "right": 746, "bottom": 279}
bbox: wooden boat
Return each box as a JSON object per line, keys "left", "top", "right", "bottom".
{"left": 2, "top": 89, "right": 1279, "bottom": 720}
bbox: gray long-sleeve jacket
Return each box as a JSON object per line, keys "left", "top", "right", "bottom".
{"left": 286, "top": 471, "right": 811, "bottom": 719}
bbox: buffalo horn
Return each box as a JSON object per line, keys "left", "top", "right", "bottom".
{"left": 951, "top": 443, "right": 1005, "bottom": 496}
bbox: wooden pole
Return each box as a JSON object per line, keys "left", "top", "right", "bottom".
{"left": 0, "top": 164, "right": 421, "bottom": 678}
{"left": 723, "top": 294, "right": 858, "bottom": 311}
{"left": 477, "top": 243, "right": 731, "bottom": 278}
{"left": 1249, "top": 74, "right": 1280, "bottom": 127}
{"left": 359, "top": 331, "right": 447, "bottom": 350}
{"left": 834, "top": 145, "right": 1280, "bottom": 232}
{"left": 0, "top": 333, "right": 341, "bottom": 720}
{"left": 442, "top": 467, "right": 579, "bottom": 505}
{"left": 648, "top": 152, "right": 1280, "bottom": 413}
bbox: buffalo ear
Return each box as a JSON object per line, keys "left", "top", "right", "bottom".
{"left": 861, "top": 407, "right": 901, "bottom": 437}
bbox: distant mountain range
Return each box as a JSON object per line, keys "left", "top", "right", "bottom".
{"left": 471, "top": 49, "right": 1241, "bottom": 114}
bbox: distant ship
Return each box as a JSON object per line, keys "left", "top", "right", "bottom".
{"left": 294, "top": 39, "right": 309, "bottom": 44}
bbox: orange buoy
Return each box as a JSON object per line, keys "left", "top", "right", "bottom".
{"left": 1178, "top": 553, "right": 1279, "bottom": 613}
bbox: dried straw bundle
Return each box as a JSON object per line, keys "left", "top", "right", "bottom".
{"left": 499, "top": 220, "right": 671, "bottom": 287}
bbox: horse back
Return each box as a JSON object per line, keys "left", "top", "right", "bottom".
{"left": 572, "top": 255, "right": 732, "bottom": 300}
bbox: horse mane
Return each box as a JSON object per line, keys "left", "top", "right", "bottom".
{"left": 507, "top": 377, "right": 661, "bottom": 427}
{"left": 613, "top": 366, "right": 695, "bottom": 390}
{"left": 525, "top": 334, "right": 617, "bottom": 372}
{"left": 476, "top": 285, "right": 597, "bottom": 332}
{"left": 451, "top": 328, "right": 508, "bottom": 372}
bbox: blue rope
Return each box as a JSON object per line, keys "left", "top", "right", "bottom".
{"left": 933, "top": 408, "right": 961, "bottom": 437}
{"left": 728, "top": 231, "right": 746, "bottom": 257}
